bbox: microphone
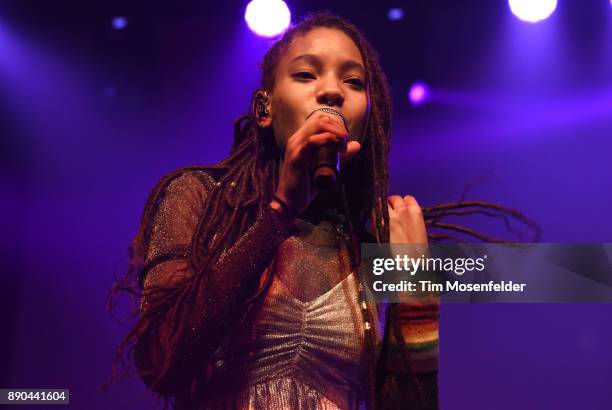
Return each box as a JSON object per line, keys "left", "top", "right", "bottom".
{"left": 307, "top": 107, "right": 349, "bottom": 191}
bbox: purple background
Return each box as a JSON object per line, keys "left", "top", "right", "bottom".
{"left": 1, "top": 0, "right": 611, "bottom": 408}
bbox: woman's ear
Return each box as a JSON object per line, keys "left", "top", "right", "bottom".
{"left": 253, "top": 89, "right": 273, "bottom": 129}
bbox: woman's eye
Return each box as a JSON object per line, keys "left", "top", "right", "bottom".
{"left": 346, "top": 78, "right": 365, "bottom": 89}
{"left": 293, "top": 72, "right": 315, "bottom": 80}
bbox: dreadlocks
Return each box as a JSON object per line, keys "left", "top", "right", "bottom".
{"left": 105, "top": 11, "right": 541, "bottom": 410}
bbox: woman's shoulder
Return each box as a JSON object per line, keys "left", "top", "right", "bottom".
{"left": 140, "top": 165, "right": 228, "bottom": 219}
{"left": 154, "top": 165, "right": 227, "bottom": 197}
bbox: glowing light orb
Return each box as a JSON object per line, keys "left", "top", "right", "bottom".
{"left": 245, "top": 0, "right": 291, "bottom": 37}
{"left": 112, "top": 16, "right": 128, "bottom": 30}
{"left": 509, "top": 0, "right": 557, "bottom": 23}
{"left": 388, "top": 8, "right": 404, "bottom": 21}
{"left": 408, "top": 82, "right": 429, "bottom": 106}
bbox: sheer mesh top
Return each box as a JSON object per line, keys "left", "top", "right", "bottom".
{"left": 140, "top": 170, "right": 384, "bottom": 410}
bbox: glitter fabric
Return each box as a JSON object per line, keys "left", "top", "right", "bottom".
{"left": 136, "top": 170, "right": 303, "bottom": 392}
{"left": 135, "top": 169, "right": 439, "bottom": 409}
{"left": 136, "top": 170, "right": 381, "bottom": 408}
{"left": 177, "top": 270, "right": 380, "bottom": 409}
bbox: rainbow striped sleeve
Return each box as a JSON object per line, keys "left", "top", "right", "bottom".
{"left": 385, "top": 295, "right": 440, "bottom": 373}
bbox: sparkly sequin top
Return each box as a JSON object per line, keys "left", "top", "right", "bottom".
{"left": 136, "top": 168, "right": 440, "bottom": 410}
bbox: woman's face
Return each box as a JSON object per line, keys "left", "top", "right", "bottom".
{"left": 267, "top": 27, "right": 370, "bottom": 154}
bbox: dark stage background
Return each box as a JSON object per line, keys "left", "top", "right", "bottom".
{"left": 1, "top": 0, "right": 611, "bottom": 409}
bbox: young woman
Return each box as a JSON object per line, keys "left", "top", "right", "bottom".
{"left": 108, "top": 12, "right": 537, "bottom": 410}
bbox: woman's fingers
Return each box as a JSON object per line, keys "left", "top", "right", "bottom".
{"left": 402, "top": 195, "right": 423, "bottom": 216}
{"left": 304, "top": 132, "right": 344, "bottom": 151}
{"left": 302, "top": 113, "right": 348, "bottom": 142}
{"left": 284, "top": 111, "right": 349, "bottom": 169}
{"left": 387, "top": 195, "right": 405, "bottom": 210}
{"left": 387, "top": 193, "right": 428, "bottom": 245}
{"left": 339, "top": 140, "right": 361, "bottom": 158}
{"left": 388, "top": 195, "right": 423, "bottom": 214}
{"left": 403, "top": 194, "right": 419, "bottom": 206}
{"left": 275, "top": 110, "right": 352, "bottom": 214}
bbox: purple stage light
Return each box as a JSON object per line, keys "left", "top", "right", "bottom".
{"left": 508, "top": 0, "right": 557, "bottom": 23}
{"left": 408, "top": 82, "right": 429, "bottom": 106}
{"left": 111, "top": 16, "right": 128, "bottom": 30}
{"left": 388, "top": 8, "right": 404, "bottom": 21}
{"left": 244, "top": 0, "right": 291, "bottom": 38}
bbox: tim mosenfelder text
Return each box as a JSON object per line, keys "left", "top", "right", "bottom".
{"left": 370, "top": 254, "right": 527, "bottom": 293}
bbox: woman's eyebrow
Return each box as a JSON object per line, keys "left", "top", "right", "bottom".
{"left": 289, "top": 53, "right": 365, "bottom": 75}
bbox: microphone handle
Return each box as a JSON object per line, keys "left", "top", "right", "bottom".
{"left": 312, "top": 143, "right": 340, "bottom": 191}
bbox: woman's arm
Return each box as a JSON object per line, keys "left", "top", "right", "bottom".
{"left": 134, "top": 170, "right": 297, "bottom": 396}
{"left": 385, "top": 194, "right": 440, "bottom": 409}
{"left": 384, "top": 301, "right": 440, "bottom": 410}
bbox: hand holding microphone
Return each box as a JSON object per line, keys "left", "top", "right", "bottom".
{"left": 272, "top": 108, "right": 361, "bottom": 217}
{"left": 306, "top": 107, "right": 350, "bottom": 191}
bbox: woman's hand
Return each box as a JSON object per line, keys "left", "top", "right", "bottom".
{"left": 388, "top": 195, "right": 428, "bottom": 244}
{"left": 273, "top": 111, "right": 361, "bottom": 215}
{"left": 387, "top": 195, "right": 429, "bottom": 260}
{"left": 388, "top": 195, "right": 435, "bottom": 304}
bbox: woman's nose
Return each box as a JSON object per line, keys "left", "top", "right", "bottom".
{"left": 316, "top": 79, "right": 344, "bottom": 107}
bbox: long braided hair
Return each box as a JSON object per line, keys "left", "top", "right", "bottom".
{"left": 106, "top": 12, "right": 541, "bottom": 410}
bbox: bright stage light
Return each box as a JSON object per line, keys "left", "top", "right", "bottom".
{"left": 245, "top": 0, "right": 291, "bottom": 37}
{"left": 387, "top": 8, "right": 404, "bottom": 21}
{"left": 508, "top": 0, "right": 557, "bottom": 23}
{"left": 408, "top": 82, "right": 429, "bottom": 106}
{"left": 111, "top": 16, "right": 128, "bottom": 30}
